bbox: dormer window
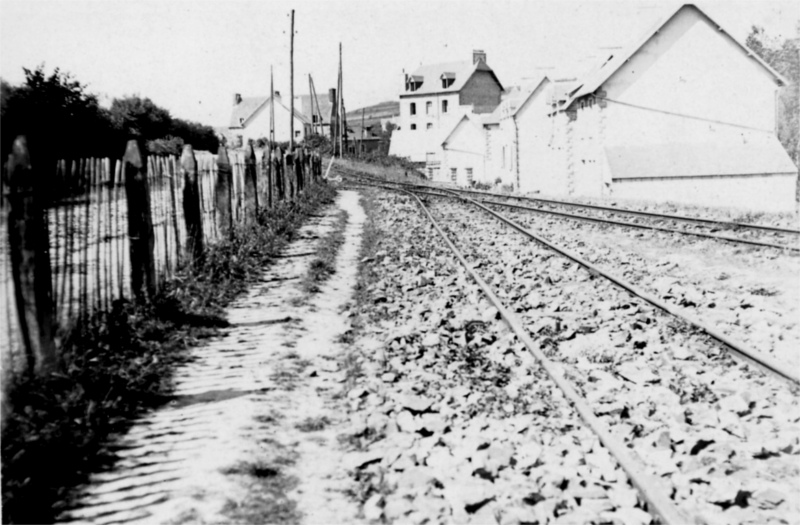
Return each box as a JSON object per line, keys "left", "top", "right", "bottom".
{"left": 441, "top": 72, "right": 455, "bottom": 89}
{"left": 406, "top": 75, "right": 423, "bottom": 92}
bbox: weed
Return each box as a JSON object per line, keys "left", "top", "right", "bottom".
{"left": 299, "top": 209, "right": 349, "bottom": 296}
{"left": 220, "top": 461, "right": 300, "bottom": 524}
{"left": 750, "top": 286, "right": 779, "bottom": 296}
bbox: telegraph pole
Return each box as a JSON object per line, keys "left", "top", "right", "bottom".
{"left": 289, "top": 9, "right": 295, "bottom": 153}
{"left": 270, "top": 66, "right": 275, "bottom": 146}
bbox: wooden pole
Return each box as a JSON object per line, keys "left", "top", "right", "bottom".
{"left": 123, "top": 139, "right": 156, "bottom": 302}
{"left": 180, "top": 145, "right": 204, "bottom": 266}
{"left": 270, "top": 66, "right": 276, "bottom": 147}
{"left": 310, "top": 76, "right": 324, "bottom": 140}
{"left": 289, "top": 9, "right": 295, "bottom": 153}
{"left": 7, "top": 136, "right": 57, "bottom": 374}
{"left": 338, "top": 42, "right": 343, "bottom": 157}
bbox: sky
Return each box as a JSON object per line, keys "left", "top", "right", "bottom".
{"left": 1, "top": 0, "right": 798, "bottom": 128}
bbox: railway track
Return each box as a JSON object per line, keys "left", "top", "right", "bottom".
{"left": 342, "top": 172, "right": 800, "bottom": 252}
{"left": 393, "top": 188, "right": 799, "bottom": 524}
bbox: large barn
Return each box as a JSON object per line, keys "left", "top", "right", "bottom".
{"left": 555, "top": 3, "right": 797, "bottom": 211}
{"left": 439, "top": 3, "right": 798, "bottom": 212}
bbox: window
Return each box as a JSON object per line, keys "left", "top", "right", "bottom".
{"left": 410, "top": 102, "right": 416, "bottom": 116}
{"left": 450, "top": 168, "right": 457, "bottom": 182}
{"left": 442, "top": 100, "right": 448, "bottom": 113}
{"left": 466, "top": 168, "right": 473, "bottom": 185}
{"left": 295, "top": 130, "right": 301, "bottom": 137}
{"left": 441, "top": 73, "right": 455, "bottom": 89}
{"left": 239, "top": 117, "right": 245, "bottom": 126}
{"left": 426, "top": 123, "right": 433, "bottom": 130}
{"left": 410, "top": 124, "right": 417, "bottom": 130}
{"left": 426, "top": 101, "right": 432, "bottom": 115}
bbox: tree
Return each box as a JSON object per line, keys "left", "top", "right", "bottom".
{"left": 108, "top": 96, "right": 172, "bottom": 141}
{"left": 1, "top": 65, "right": 117, "bottom": 161}
{"left": 746, "top": 25, "right": 799, "bottom": 166}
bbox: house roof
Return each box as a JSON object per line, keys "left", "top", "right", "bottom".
{"left": 605, "top": 138, "right": 797, "bottom": 180}
{"left": 400, "top": 60, "right": 503, "bottom": 97}
{"left": 230, "top": 96, "right": 269, "bottom": 128}
{"left": 229, "top": 96, "right": 311, "bottom": 129}
{"left": 567, "top": 3, "right": 788, "bottom": 106}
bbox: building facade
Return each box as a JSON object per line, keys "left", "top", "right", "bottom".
{"left": 389, "top": 50, "right": 504, "bottom": 166}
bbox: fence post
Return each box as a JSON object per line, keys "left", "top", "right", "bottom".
{"left": 285, "top": 151, "right": 295, "bottom": 199}
{"left": 215, "top": 145, "right": 233, "bottom": 237}
{"left": 7, "top": 136, "right": 57, "bottom": 374}
{"left": 275, "top": 146, "right": 284, "bottom": 201}
{"left": 123, "top": 139, "right": 156, "bottom": 302}
{"left": 181, "top": 145, "right": 204, "bottom": 266}
{"left": 264, "top": 146, "right": 273, "bottom": 209}
{"left": 244, "top": 143, "right": 258, "bottom": 222}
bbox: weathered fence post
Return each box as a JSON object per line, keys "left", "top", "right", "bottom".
{"left": 7, "top": 136, "right": 57, "bottom": 374}
{"left": 275, "top": 146, "right": 284, "bottom": 201}
{"left": 215, "top": 146, "right": 233, "bottom": 237}
{"left": 285, "top": 151, "right": 295, "bottom": 199}
{"left": 123, "top": 139, "right": 156, "bottom": 302}
{"left": 264, "top": 146, "right": 273, "bottom": 209}
{"left": 181, "top": 145, "right": 204, "bottom": 266}
{"left": 244, "top": 143, "right": 258, "bottom": 222}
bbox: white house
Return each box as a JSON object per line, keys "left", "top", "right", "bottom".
{"left": 551, "top": 3, "right": 797, "bottom": 211}
{"left": 228, "top": 92, "right": 311, "bottom": 147}
{"left": 389, "top": 50, "right": 504, "bottom": 168}
{"left": 469, "top": 3, "right": 796, "bottom": 212}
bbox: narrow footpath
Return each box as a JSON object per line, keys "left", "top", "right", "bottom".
{"left": 57, "top": 190, "right": 367, "bottom": 525}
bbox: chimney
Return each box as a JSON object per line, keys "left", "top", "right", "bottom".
{"left": 473, "top": 50, "right": 487, "bottom": 64}
{"left": 273, "top": 91, "right": 281, "bottom": 101}
{"left": 233, "top": 93, "right": 242, "bottom": 105}
{"left": 329, "top": 88, "right": 336, "bottom": 103}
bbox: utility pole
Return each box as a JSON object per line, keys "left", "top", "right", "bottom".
{"left": 338, "top": 42, "right": 343, "bottom": 157}
{"left": 289, "top": 9, "right": 295, "bottom": 153}
{"left": 270, "top": 66, "right": 275, "bottom": 146}
{"left": 308, "top": 74, "right": 315, "bottom": 136}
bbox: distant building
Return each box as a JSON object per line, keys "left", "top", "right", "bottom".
{"left": 389, "top": 50, "right": 504, "bottom": 169}
{"left": 294, "top": 93, "right": 334, "bottom": 136}
{"left": 227, "top": 92, "right": 311, "bottom": 147}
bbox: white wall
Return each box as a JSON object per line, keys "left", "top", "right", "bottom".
{"left": 602, "top": 6, "right": 779, "bottom": 145}
{"left": 441, "top": 118, "right": 487, "bottom": 185}
{"left": 399, "top": 94, "right": 460, "bottom": 132}
{"left": 612, "top": 173, "right": 797, "bottom": 212}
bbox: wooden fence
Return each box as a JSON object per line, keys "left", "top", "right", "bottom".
{"left": 0, "top": 136, "right": 322, "bottom": 382}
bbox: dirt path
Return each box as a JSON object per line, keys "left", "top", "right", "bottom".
{"left": 57, "top": 190, "right": 366, "bottom": 525}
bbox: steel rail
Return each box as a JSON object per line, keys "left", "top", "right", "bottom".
{"left": 345, "top": 176, "right": 799, "bottom": 251}
{"left": 433, "top": 189, "right": 800, "bottom": 385}
{"left": 415, "top": 188, "right": 800, "bottom": 252}
{"left": 454, "top": 186, "right": 800, "bottom": 235}
{"left": 405, "top": 189, "right": 691, "bottom": 525}
{"left": 343, "top": 172, "right": 800, "bottom": 235}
